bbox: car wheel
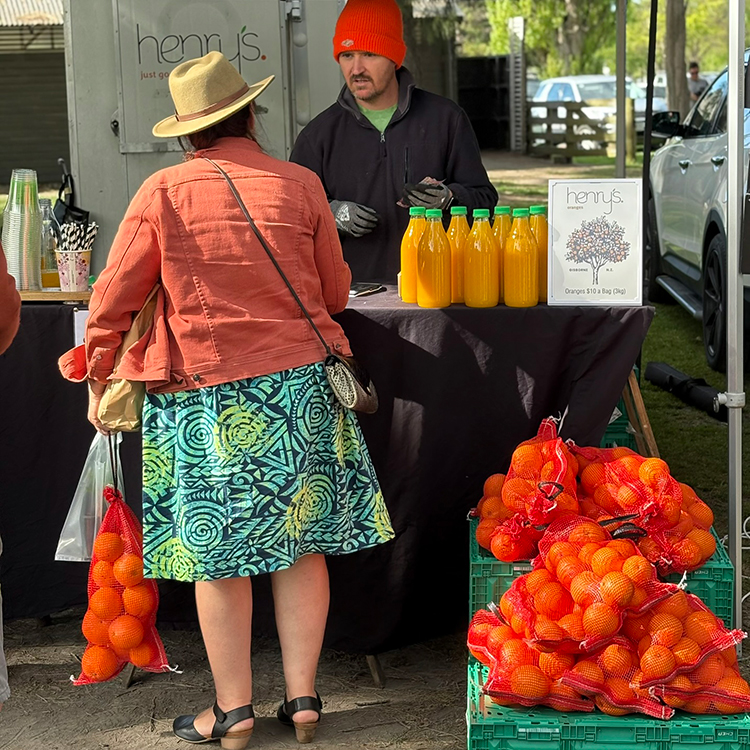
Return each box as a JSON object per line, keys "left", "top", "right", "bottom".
{"left": 702, "top": 234, "right": 727, "bottom": 372}
{"left": 644, "top": 197, "right": 669, "bottom": 303}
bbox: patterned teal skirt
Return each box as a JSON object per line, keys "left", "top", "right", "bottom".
{"left": 141, "top": 362, "right": 394, "bottom": 581}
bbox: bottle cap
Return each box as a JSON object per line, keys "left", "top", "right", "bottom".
{"left": 425, "top": 209, "right": 443, "bottom": 218}
{"left": 513, "top": 208, "right": 530, "bottom": 217}
{"left": 473, "top": 208, "right": 490, "bottom": 219}
{"left": 39, "top": 198, "right": 52, "bottom": 207}
{"left": 494, "top": 206, "right": 511, "bottom": 215}
{"left": 530, "top": 205, "right": 547, "bottom": 215}
{"left": 409, "top": 207, "right": 426, "bottom": 216}
{"left": 450, "top": 206, "right": 468, "bottom": 216}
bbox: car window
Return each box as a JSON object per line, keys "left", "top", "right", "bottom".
{"left": 533, "top": 83, "right": 546, "bottom": 100}
{"left": 628, "top": 82, "right": 646, "bottom": 99}
{"left": 560, "top": 84, "right": 575, "bottom": 101}
{"left": 686, "top": 70, "right": 728, "bottom": 136}
{"left": 546, "top": 83, "right": 567, "bottom": 102}
{"left": 577, "top": 81, "right": 617, "bottom": 100}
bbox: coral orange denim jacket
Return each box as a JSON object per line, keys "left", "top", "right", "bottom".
{"left": 58, "top": 138, "right": 352, "bottom": 393}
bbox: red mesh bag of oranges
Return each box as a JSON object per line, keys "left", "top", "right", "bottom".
{"left": 467, "top": 609, "right": 593, "bottom": 711}
{"left": 508, "top": 516, "right": 678, "bottom": 652}
{"left": 573, "top": 446, "right": 716, "bottom": 574}
{"left": 622, "top": 590, "right": 744, "bottom": 688}
{"left": 561, "top": 637, "right": 674, "bottom": 718}
{"left": 501, "top": 418, "right": 579, "bottom": 526}
{"left": 474, "top": 419, "right": 579, "bottom": 563}
{"left": 74, "top": 485, "right": 169, "bottom": 685}
{"left": 652, "top": 645, "right": 750, "bottom": 713}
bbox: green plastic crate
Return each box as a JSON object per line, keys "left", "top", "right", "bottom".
{"left": 665, "top": 528, "right": 734, "bottom": 628}
{"left": 468, "top": 519, "right": 734, "bottom": 627}
{"left": 469, "top": 515, "right": 532, "bottom": 618}
{"left": 599, "top": 422, "right": 637, "bottom": 450}
{"left": 467, "top": 661, "right": 750, "bottom": 750}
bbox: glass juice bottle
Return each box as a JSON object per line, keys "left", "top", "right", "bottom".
{"left": 530, "top": 205, "right": 549, "bottom": 303}
{"left": 504, "top": 208, "right": 539, "bottom": 308}
{"left": 40, "top": 198, "right": 61, "bottom": 289}
{"left": 417, "top": 209, "right": 451, "bottom": 308}
{"left": 463, "top": 208, "right": 499, "bottom": 308}
{"left": 493, "top": 206, "right": 511, "bottom": 303}
{"left": 400, "top": 206, "right": 426, "bottom": 303}
{"left": 447, "top": 206, "right": 470, "bottom": 303}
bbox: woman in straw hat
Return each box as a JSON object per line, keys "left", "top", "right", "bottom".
{"left": 60, "top": 51, "right": 393, "bottom": 747}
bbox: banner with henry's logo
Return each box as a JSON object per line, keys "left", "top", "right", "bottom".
{"left": 547, "top": 179, "right": 643, "bottom": 306}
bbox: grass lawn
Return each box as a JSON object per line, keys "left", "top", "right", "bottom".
{"left": 640, "top": 301, "right": 750, "bottom": 540}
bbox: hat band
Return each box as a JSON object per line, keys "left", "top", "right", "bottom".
{"left": 174, "top": 83, "right": 250, "bottom": 122}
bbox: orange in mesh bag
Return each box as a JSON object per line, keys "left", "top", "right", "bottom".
{"left": 75, "top": 486, "right": 169, "bottom": 685}
{"left": 507, "top": 516, "right": 679, "bottom": 652}
{"left": 561, "top": 637, "right": 675, "bottom": 718}
{"left": 652, "top": 645, "right": 750, "bottom": 713}
{"left": 625, "top": 590, "right": 745, "bottom": 688}
{"left": 467, "top": 608, "right": 593, "bottom": 711}
{"left": 502, "top": 418, "right": 579, "bottom": 526}
{"left": 573, "top": 446, "right": 716, "bottom": 574}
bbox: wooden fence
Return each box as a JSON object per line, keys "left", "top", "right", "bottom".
{"left": 527, "top": 99, "right": 636, "bottom": 159}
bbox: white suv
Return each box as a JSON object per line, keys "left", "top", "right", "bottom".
{"left": 647, "top": 62, "right": 750, "bottom": 371}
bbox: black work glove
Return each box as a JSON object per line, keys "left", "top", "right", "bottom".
{"left": 329, "top": 200, "right": 379, "bottom": 237}
{"left": 401, "top": 181, "right": 453, "bottom": 210}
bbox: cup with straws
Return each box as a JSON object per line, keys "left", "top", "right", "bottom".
{"left": 56, "top": 222, "right": 98, "bottom": 293}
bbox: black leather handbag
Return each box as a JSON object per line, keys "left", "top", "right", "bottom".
{"left": 206, "top": 158, "right": 378, "bottom": 414}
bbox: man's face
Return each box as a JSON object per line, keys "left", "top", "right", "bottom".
{"left": 339, "top": 51, "right": 397, "bottom": 104}
{"left": 690, "top": 67, "right": 700, "bottom": 78}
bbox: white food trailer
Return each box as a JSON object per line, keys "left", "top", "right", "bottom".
{"left": 64, "top": 0, "right": 345, "bottom": 271}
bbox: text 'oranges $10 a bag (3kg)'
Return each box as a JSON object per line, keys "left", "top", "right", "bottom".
{"left": 75, "top": 445, "right": 169, "bottom": 684}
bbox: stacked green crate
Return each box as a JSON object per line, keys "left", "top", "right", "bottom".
{"left": 467, "top": 661, "right": 750, "bottom": 750}
{"left": 468, "top": 518, "right": 734, "bottom": 627}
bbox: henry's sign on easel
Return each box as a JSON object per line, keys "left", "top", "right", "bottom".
{"left": 547, "top": 179, "right": 642, "bottom": 306}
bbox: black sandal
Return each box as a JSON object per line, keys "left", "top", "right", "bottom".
{"left": 277, "top": 693, "right": 322, "bottom": 744}
{"left": 173, "top": 702, "right": 254, "bottom": 749}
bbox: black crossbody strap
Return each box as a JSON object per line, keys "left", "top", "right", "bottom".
{"left": 204, "top": 157, "right": 333, "bottom": 357}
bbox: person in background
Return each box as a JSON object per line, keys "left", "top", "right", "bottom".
{"left": 290, "top": 0, "right": 497, "bottom": 283}
{"left": 688, "top": 61, "right": 708, "bottom": 102}
{"left": 59, "top": 52, "right": 393, "bottom": 747}
{"left": 0, "top": 243, "right": 21, "bottom": 710}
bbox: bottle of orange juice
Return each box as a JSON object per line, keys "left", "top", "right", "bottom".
{"left": 447, "top": 206, "right": 470, "bottom": 303}
{"left": 464, "top": 209, "right": 499, "bottom": 308}
{"left": 400, "top": 206, "right": 426, "bottom": 303}
{"left": 493, "top": 206, "right": 511, "bottom": 302}
{"left": 504, "top": 208, "right": 538, "bottom": 308}
{"left": 493, "top": 206, "right": 512, "bottom": 248}
{"left": 530, "top": 205, "right": 548, "bottom": 303}
{"left": 417, "top": 209, "right": 451, "bottom": 308}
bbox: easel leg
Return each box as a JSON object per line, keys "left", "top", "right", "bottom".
{"left": 123, "top": 663, "right": 137, "bottom": 688}
{"left": 366, "top": 654, "right": 386, "bottom": 688}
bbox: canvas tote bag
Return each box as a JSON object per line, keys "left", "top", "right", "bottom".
{"left": 97, "top": 284, "right": 160, "bottom": 432}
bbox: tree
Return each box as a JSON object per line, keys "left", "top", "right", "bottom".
{"left": 666, "top": 0, "right": 691, "bottom": 117}
{"left": 565, "top": 216, "right": 631, "bottom": 285}
{"left": 483, "top": 0, "right": 617, "bottom": 77}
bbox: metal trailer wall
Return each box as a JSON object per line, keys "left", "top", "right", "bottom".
{"left": 64, "top": 0, "right": 344, "bottom": 273}
{"left": 0, "top": 51, "right": 70, "bottom": 184}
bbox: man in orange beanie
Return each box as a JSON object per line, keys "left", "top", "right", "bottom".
{"left": 290, "top": 0, "right": 497, "bottom": 283}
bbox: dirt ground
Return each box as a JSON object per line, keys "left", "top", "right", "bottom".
{"left": 0, "top": 609, "right": 467, "bottom": 750}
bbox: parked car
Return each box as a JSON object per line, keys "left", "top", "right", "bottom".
{"left": 532, "top": 74, "right": 668, "bottom": 136}
{"left": 647, "top": 55, "right": 750, "bottom": 370}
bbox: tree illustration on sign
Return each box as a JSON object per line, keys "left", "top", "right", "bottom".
{"left": 565, "top": 215, "right": 631, "bottom": 285}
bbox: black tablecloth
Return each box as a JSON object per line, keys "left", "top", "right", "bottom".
{"left": 0, "top": 296, "right": 652, "bottom": 653}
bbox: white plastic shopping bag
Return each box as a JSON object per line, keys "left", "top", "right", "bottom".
{"left": 55, "top": 433, "right": 125, "bottom": 562}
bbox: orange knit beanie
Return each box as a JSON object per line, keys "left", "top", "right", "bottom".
{"left": 333, "top": 0, "right": 407, "bottom": 68}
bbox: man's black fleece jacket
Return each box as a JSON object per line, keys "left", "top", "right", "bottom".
{"left": 290, "top": 68, "right": 498, "bottom": 283}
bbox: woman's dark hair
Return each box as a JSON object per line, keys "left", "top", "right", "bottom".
{"left": 182, "top": 104, "right": 255, "bottom": 151}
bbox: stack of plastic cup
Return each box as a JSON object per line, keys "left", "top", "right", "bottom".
{"left": 1, "top": 169, "right": 42, "bottom": 290}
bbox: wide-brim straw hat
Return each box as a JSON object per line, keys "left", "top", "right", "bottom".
{"left": 153, "top": 51, "right": 274, "bottom": 139}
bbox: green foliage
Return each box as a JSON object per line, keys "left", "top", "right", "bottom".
{"left": 482, "top": 0, "right": 616, "bottom": 77}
